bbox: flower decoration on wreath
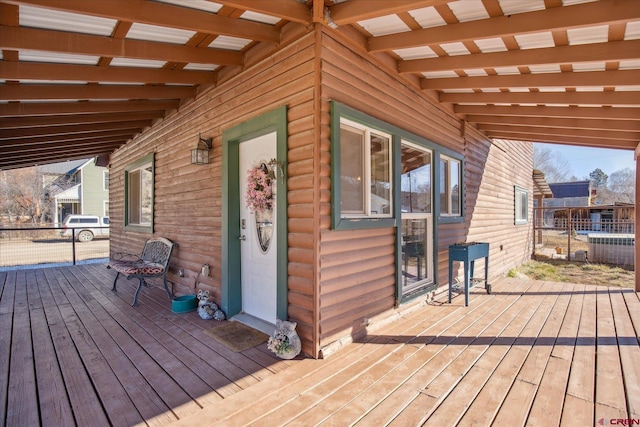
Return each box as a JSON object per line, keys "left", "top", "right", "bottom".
{"left": 246, "top": 163, "right": 274, "bottom": 213}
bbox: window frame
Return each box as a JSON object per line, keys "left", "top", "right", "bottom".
{"left": 124, "top": 153, "right": 154, "bottom": 233}
{"left": 331, "top": 103, "right": 396, "bottom": 230}
{"left": 514, "top": 185, "right": 529, "bottom": 225}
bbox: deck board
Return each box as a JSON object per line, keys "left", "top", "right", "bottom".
{"left": 1, "top": 264, "right": 639, "bottom": 426}
{"left": 595, "top": 286, "right": 627, "bottom": 414}
{"left": 609, "top": 288, "right": 640, "bottom": 419}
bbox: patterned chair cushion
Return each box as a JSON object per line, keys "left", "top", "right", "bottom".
{"left": 108, "top": 260, "right": 165, "bottom": 276}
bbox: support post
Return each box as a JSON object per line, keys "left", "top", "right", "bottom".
{"left": 635, "top": 144, "right": 640, "bottom": 292}
{"left": 567, "top": 208, "right": 572, "bottom": 262}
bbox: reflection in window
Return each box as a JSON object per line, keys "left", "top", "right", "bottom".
{"left": 401, "top": 144, "right": 431, "bottom": 214}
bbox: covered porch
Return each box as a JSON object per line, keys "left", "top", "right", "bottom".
{"left": 2, "top": 264, "right": 638, "bottom": 426}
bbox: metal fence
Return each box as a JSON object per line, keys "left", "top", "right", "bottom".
{"left": 0, "top": 226, "right": 109, "bottom": 271}
{"left": 533, "top": 206, "right": 635, "bottom": 270}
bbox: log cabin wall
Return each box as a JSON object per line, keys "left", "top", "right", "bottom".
{"left": 108, "top": 22, "right": 535, "bottom": 359}
{"left": 316, "top": 28, "right": 534, "bottom": 354}
{"left": 109, "top": 26, "right": 320, "bottom": 356}
{"left": 461, "top": 130, "right": 534, "bottom": 279}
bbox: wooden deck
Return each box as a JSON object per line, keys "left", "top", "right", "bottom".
{"left": 2, "top": 265, "right": 639, "bottom": 426}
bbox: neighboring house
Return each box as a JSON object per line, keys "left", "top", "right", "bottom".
{"left": 544, "top": 181, "right": 593, "bottom": 208}
{"left": 541, "top": 180, "right": 633, "bottom": 233}
{"left": 107, "top": 27, "right": 534, "bottom": 359}
{"left": 40, "top": 158, "right": 109, "bottom": 225}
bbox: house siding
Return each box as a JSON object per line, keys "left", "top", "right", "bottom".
{"left": 108, "top": 24, "right": 534, "bottom": 359}
{"left": 79, "top": 161, "right": 109, "bottom": 216}
{"left": 316, "top": 29, "right": 533, "bottom": 353}
{"left": 109, "top": 29, "right": 319, "bottom": 355}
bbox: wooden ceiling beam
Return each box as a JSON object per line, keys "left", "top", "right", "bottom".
{"left": 0, "top": 111, "right": 164, "bottom": 129}
{"left": 0, "top": 100, "right": 179, "bottom": 117}
{"left": 0, "top": 26, "right": 243, "bottom": 66}
{"left": 0, "top": 84, "right": 195, "bottom": 101}
{"left": 478, "top": 124, "right": 640, "bottom": 141}
{"left": 400, "top": 39, "right": 640, "bottom": 73}
{"left": 486, "top": 132, "right": 638, "bottom": 150}
{"left": 454, "top": 105, "right": 640, "bottom": 121}
{"left": 0, "top": 120, "right": 151, "bottom": 139}
{"left": 0, "top": 141, "right": 125, "bottom": 162}
{"left": 329, "top": 0, "right": 451, "bottom": 25}
{"left": 421, "top": 69, "right": 639, "bottom": 91}
{"left": 440, "top": 91, "right": 640, "bottom": 105}
{"left": 0, "top": 129, "right": 139, "bottom": 147}
{"left": 466, "top": 115, "right": 640, "bottom": 132}
{"left": 0, "top": 151, "right": 115, "bottom": 170}
{"left": 0, "top": 61, "right": 216, "bottom": 85}
{"left": 0, "top": 134, "right": 127, "bottom": 151}
{"left": 215, "top": 0, "right": 310, "bottom": 25}
{"left": 369, "top": 0, "right": 639, "bottom": 52}
{"left": 5, "top": 0, "right": 280, "bottom": 42}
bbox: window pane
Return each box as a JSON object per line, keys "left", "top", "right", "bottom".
{"left": 140, "top": 165, "right": 153, "bottom": 224}
{"left": 401, "top": 144, "right": 431, "bottom": 213}
{"left": 402, "top": 218, "right": 429, "bottom": 288}
{"left": 129, "top": 170, "right": 141, "bottom": 223}
{"left": 439, "top": 159, "right": 449, "bottom": 213}
{"left": 370, "top": 133, "right": 391, "bottom": 215}
{"left": 450, "top": 159, "right": 460, "bottom": 215}
{"left": 340, "top": 126, "right": 365, "bottom": 214}
{"left": 440, "top": 156, "right": 462, "bottom": 216}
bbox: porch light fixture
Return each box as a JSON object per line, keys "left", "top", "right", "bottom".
{"left": 191, "top": 134, "right": 212, "bottom": 165}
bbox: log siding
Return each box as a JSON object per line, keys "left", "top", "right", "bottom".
{"left": 317, "top": 28, "right": 533, "bottom": 353}
{"left": 109, "top": 24, "right": 534, "bottom": 358}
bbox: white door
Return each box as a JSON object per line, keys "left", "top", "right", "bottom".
{"left": 239, "top": 132, "right": 278, "bottom": 324}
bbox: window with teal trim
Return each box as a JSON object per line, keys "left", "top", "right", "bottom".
{"left": 125, "top": 153, "right": 154, "bottom": 232}
{"left": 331, "top": 103, "right": 396, "bottom": 230}
{"left": 340, "top": 119, "right": 392, "bottom": 218}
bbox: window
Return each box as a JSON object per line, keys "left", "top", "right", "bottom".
{"left": 439, "top": 155, "right": 461, "bottom": 217}
{"left": 339, "top": 119, "right": 392, "bottom": 218}
{"left": 515, "top": 186, "right": 529, "bottom": 225}
{"left": 400, "top": 141, "right": 434, "bottom": 294}
{"left": 103, "top": 171, "right": 109, "bottom": 191}
{"left": 125, "top": 153, "right": 154, "bottom": 232}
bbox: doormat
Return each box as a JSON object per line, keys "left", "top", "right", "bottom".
{"left": 204, "top": 321, "right": 269, "bottom": 352}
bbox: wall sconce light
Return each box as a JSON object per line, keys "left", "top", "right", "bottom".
{"left": 191, "top": 134, "right": 212, "bottom": 165}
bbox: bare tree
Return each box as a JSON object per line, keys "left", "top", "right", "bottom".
{"left": 608, "top": 167, "right": 635, "bottom": 203}
{"left": 533, "top": 145, "right": 572, "bottom": 183}
{"left": 0, "top": 167, "right": 49, "bottom": 225}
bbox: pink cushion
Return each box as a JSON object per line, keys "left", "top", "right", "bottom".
{"left": 109, "top": 260, "right": 165, "bottom": 276}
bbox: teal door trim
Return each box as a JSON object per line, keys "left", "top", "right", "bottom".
{"left": 221, "top": 106, "right": 288, "bottom": 321}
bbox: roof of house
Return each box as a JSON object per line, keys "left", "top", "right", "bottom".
{"left": 37, "top": 159, "right": 91, "bottom": 176}
{"left": 548, "top": 181, "right": 592, "bottom": 199}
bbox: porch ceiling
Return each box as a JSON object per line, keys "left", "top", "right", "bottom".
{"left": 1, "top": 0, "right": 639, "bottom": 170}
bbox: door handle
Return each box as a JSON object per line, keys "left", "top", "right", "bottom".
{"left": 239, "top": 235, "right": 246, "bottom": 241}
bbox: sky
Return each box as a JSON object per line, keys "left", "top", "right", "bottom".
{"left": 534, "top": 143, "right": 636, "bottom": 180}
